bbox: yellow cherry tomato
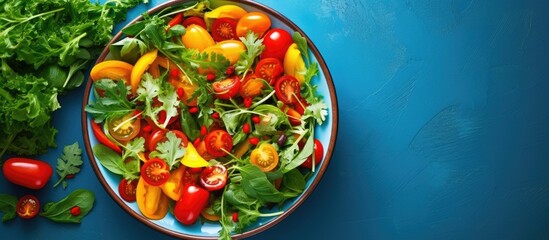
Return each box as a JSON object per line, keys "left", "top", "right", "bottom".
{"left": 182, "top": 24, "right": 215, "bottom": 51}
{"left": 136, "top": 176, "right": 169, "bottom": 220}
{"left": 250, "top": 143, "right": 279, "bottom": 172}
{"left": 236, "top": 12, "right": 271, "bottom": 38}
{"left": 90, "top": 60, "right": 133, "bottom": 82}
{"left": 161, "top": 165, "right": 187, "bottom": 201}
{"left": 204, "top": 5, "right": 248, "bottom": 29}
{"left": 131, "top": 49, "right": 158, "bottom": 94}
{"left": 215, "top": 40, "right": 246, "bottom": 65}
{"left": 283, "top": 43, "right": 306, "bottom": 84}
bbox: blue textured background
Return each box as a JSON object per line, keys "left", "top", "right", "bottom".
{"left": 2, "top": 0, "right": 549, "bottom": 239}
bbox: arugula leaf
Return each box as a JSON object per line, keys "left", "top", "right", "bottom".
{"left": 149, "top": 131, "right": 186, "bottom": 170}
{"left": 85, "top": 79, "right": 134, "bottom": 123}
{"left": 281, "top": 130, "right": 314, "bottom": 173}
{"left": 40, "top": 189, "right": 95, "bottom": 223}
{"left": 303, "top": 101, "right": 329, "bottom": 125}
{"left": 53, "top": 142, "right": 84, "bottom": 189}
{"left": 235, "top": 31, "right": 265, "bottom": 78}
{"left": 0, "top": 194, "right": 17, "bottom": 222}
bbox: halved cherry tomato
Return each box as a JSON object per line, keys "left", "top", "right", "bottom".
{"left": 182, "top": 24, "right": 215, "bottom": 51}
{"left": 250, "top": 143, "right": 279, "bottom": 172}
{"left": 255, "top": 58, "right": 283, "bottom": 85}
{"left": 301, "top": 139, "right": 324, "bottom": 169}
{"left": 275, "top": 75, "right": 301, "bottom": 104}
{"left": 182, "top": 16, "right": 207, "bottom": 29}
{"left": 90, "top": 120, "right": 122, "bottom": 154}
{"left": 294, "top": 97, "right": 308, "bottom": 115}
{"left": 204, "top": 130, "right": 233, "bottom": 157}
{"left": 136, "top": 177, "right": 170, "bottom": 220}
{"left": 108, "top": 112, "right": 141, "bottom": 142}
{"left": 140, "top": 158, "right": 170, "bottom": 186}
{"left": 211, "top": 18, "right": 238, "bottom": 42}
{"left": 199, "top": 164, "right": 228, "bottom": 191}
{"left": 118, "top": 178, "right": 138, "bottom": 202}
{"left": 148, "top": 129, "right": 189, "bottom": 152}
{"left": 3, "top": 158, "right": 53, "bottom": 190}
{"left": 236, "top": 12, "right": 271, "bottom": 37}
{"left": 167, "top": 13, "right": 183, "bottom": 30}
{"left": 16, "top": 195, "right": 40, "bottom": 219}
{"left": 261, "top": 28, "right": 294, "bottom": 62}
{"left": 174, "top": 184, "right": 210, "bottom": 225}
{"left": 281, "top": 105, "right": 302, "bottom": 126}
{"left": 240, "top": 75, "right": 265, "bottom": 98}
{"left": 212, "top": 76, "right": 241, "bottom": 100}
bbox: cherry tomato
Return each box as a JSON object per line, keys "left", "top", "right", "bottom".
{"left": 91, "top": 120, "right": 122, "bottom": 154}
{"left": 108, "top": 112, "right": 141, "bottom": 142}
{"left": 148, "top": 129, "right": 189, "bottom": 152}
{"left": 240, "top": 75, "right": 265, "bottom": 98}
{"left": 204, "top": 130, "right": 233, "bottom": 157}
{"left": 301, "top": 139, "right": 324, "bottom": 169}
{"left": 118, "top": 178, "right": 138, "bottom": 202}
{"left": 255, "top": 58, "right": 283, "bottom": 85}
{"left": 16, "top": 195, "right": 40, "bottom": 219}
{"left": 236, "top": 12, "right": 271, "bottom": 37}
{"left": 294, "top": 97, "right": 308, "bottom": 115}
{"left": 2, "top": 158, "right": 53, "bottom": 190}
{"left": 250, "top": 143, "right": 279, "bottom": 172}
{"left": 182, "top": 24, "right": 215, "bottom": 51}
{"left": 275, "top": 75, "right": 301, "bottom": 104}
{"left": 261, "top": 28, "right": 294, "bottom": 62}
{"left": 215, "top": 40, "right": 246, "bottom": 65}
{"left": 212, "top": 76, "right": 241, "bottom": 100}
{"left": 174, "top": 184, "right": 210, "bottom": 225}
{"left": 136, "top": 177, "right": 170, "bottom": 220}
{"left": 182, "top": 16, "right": 206, "bottom": 29}
{"left": 199, "top": 164, "right": 228, "bottom": 191}
{"left": 141, "top": 158, "right": 170, "bottom": 186}
{"left": 211, "top": 17, "right": 238, "bottom": 42}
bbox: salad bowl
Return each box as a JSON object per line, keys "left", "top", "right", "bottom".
{"left": 81, "top": 0, "right": 338, "bottom": 239}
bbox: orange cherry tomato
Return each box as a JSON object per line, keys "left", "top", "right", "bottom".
{"left": 236, "top": 12, "right": 271, "bottom": 37}
{"left": 240, "top": 75, "right": 265, "bottom": 99}
{"left": 215, "top": 40, "right": 246, "bottom": 65}
{"left": 107, "top": 112, "right": 141, "bottom": 142}
{"left": 250, "top": 143, "right": 279, "bottom": 172}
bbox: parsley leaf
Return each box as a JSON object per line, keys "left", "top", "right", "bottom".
{"left": 149, "top": 131, "right": 186, "bottom": 170}
{"left": 235, "top": 31, "right": 265, "bottom": 78}
{"left": 303, "top": 101, "right": 329, "bottom": 125}
{"left": 53, "top": 142, "right": 83, "bottom": 189}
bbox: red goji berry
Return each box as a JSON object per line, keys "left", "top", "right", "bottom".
{"left": 206, "top": 73, "right": 216, "bottom": 81}
{"left": 243, "top": 97, "right": 253, "bottom": 108}
{"left": 177, "top": 87, "right": 185, "bottom": 99}
{"left": 189, "top": 107, "right": 199, "bottom": 114}
{"left": 252, "top": 115, "right": 260, "bottom": 124}
{"left": 249, "top": 137, "right": 260, "bottom": 145}
{"left": 170, "top": 68, "right": 180, "bottom": 78}
{"left": 212, "top": 112, "right": 220, "bottom": 119}
{"left": 242, "top": 123, "right": 250, "bottom": 134}
{"left": 232, "top": 212, "right": 238, "bottom": 222}
{"left": 70, "top": 206, "right": 81, "bottom": 216}
{"left": 200, "top": 125, "right": 207, "bottom": 135}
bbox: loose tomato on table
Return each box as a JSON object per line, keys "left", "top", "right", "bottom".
{"left": 16, "top": 195, "right": 40, "bottom": 219}
{"left": 212, "top": 76, "right": 241, "bottom": 100}
{"left": 199, "top": 164, "right": 228, "bottom": 191}
{"left": 250, "top": 143, "right": 279, "bottom": 172}
{"left": 301, "top": 139, "right": 324, "bottom": 169}
{"left": 140, "top": 158, "right": 170, "bottom": 186}
{"left": 107, "top": 112, "right": 141, "bottom": 142}
{"left": 118, "top": 178, "right": 138, "bottom": 202}
{"left": 204, "top": 130, "right": 233, "bottom": 157}
{"left": 275, "top": 75, "right": 301, "bottom": 104}
{"left": 236, "top": 12, "right": 271, "bottom": 37}
{"left": 174, "top": 184, "right": 210, "bottom": 225}
{"left": 261, "top": 28, "right": 294, "bottom": 62}
{"left": 136, "top": 177, "right": 170, "bottom": 220}
{"left": 2, "top": 158, "right": 53, "bottom": 190}
{"left": 255, "top": 58, "right": 283, "bottom": 85}
{"left": 211, "top": 17, "right": 238, "bottom": 42}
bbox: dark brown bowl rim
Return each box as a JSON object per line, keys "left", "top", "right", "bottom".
{"left": 81, "top": 0, "right": 339, "bottom": 239}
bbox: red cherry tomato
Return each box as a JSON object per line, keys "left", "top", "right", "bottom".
{"left": 140, "top": 158, "right": 170, "bottom": 186}
{"left": 255, "top": 58, "right": 283, "bottom": 85}
{"left": 281, "top": 105, "right": 302, "bottom": 126}
{"left": 293, "top": 97, "right": 308, "bottom": 115}
{"left": 261, "top": 28, "right": 294, "bottom": 62}
{"left": 147, "top": 129, "right": 189, "bottom": 152}
{"left": 16, "top": 195, "right": 40, "bottom": 219}
{"left": 174, "top": 184, "right": 210, "bottom": 225}
{"left": 199, "top": 164, "right": 228, "bottom": 191}
{"left": 182, "top": 16, "right": 206, "bottom": 29}
{"left": 301, "top": 139, "right": 324, "bottom": 169}
{"left": 212, "top": 76, "right": 241, "bottom": 100}
{"left": 2, "top": 158, "right": 53, "bottom": 190}
{"left": 204, "top": 130, "right": 233, "bottom": 157}
{"left": 211, "top": 17, "right": 238, "bottom": 42}
{"left": 275, "top": 75, "right": 301, "bottom": 104}
{"left": 118, "top": 178, "right": 138, "bottom": 202}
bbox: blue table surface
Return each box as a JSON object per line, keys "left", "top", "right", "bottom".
{"left": 2, "top": 0, "right": 549, "bottom": 239}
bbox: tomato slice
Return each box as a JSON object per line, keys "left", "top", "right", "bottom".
{"left": 16, "top": 195, "right": 40, "bottom": 219}
{"left": 182, "top": 16, "right": 206, "bottom": 29}
{"left": 108, "top": 112, "right": 141, "bottom": 142}
{"left": 211, "top": 17, "right": 238, "bottom": 42}
{"left": 250, "top": 143, "right": 279, "bottom": 172}
{"left": 255, "top": 58, "right": 283, "bottom": 85}
{"left": 141, "top": 158, "right": 170, "bottom": 186}
{"left": 118, "top": 178, "right": 138, "bottom": 202}
{"left": 240, "top": 75, "right": 265, "bottom": 98}
{"left": 204, "top": 130, "right": 233, "bottom": 157}
{"left": 281, "top": 105, "right": 302, "bottom": 126}
{"left": 275, "top": 75, "right": 301, "bottom": 104}
{"left": 212, "top": 76, "right": 241, "bottom": 100}
{"left": 199, "top": 164, "right": 228, "bottom": 191}
{"left": 148, "top": 129, "right": 189, "bottom": 152}
{"left": 301, "top": 139, "right": 324, "bottom": 169}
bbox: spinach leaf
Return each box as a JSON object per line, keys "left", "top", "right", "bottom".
{"left": 40, "top": 189, "right": 95, "bottom": 223}
{"left": 239, "top": 165, "right": 284, "bottom": 203}
{"left": 179, "top": 105, "right": 201, "bottom": 140}
{"left": 92, "top": 144, "right": 139, "bottom": 180}
{"left": 223, "top": 184, "right": 257, "bottom": 207}
{"left": 280, "top": 168, "right": 306, "bottom": 198}
{"left": 0, "top": 194, "right": 17, "bottom": 222}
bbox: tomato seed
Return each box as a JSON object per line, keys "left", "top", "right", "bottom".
{"left": 177, "top": 87, "right": 185, "bottom": 99}
{"left": 242, "top": 123, "right": 250, "bottom": 134}
{"left": 249, "top": 137, "right": 260, "bottom": 145}
{"left": 232, "top": 212, "right": 238, "bottom": 222}
{"left": 200, "top": 125, "right": 208, "bottom": 135}
{"left": 252, "top": 115, "right": 260, "bottom": 124}
{"left": 70, "top": 206, "right": 81, "bottom": 216}
{"left": 170, "top": 68, "right": 180, "bottom": 78}
{"left": 189, "top": 107, "right": 199, "bottom": 114}
{"left": 206, "top": 73, "right": 216, "bottom": 81}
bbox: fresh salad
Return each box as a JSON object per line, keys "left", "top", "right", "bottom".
{"left": 85, "top": 1, "right": 328, "bottom": 239}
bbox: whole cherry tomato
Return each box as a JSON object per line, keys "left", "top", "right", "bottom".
{"left": 2, "top": 158, "right": 53, "bottom": 190}
{"left": 301, "top": 139, "right": 324, "bottom": 169}
{"left": 261, "top": 28, "right": 294, "bottom": 62}
{"left": 174, "top": 184, "right": 210, "bottom": 225}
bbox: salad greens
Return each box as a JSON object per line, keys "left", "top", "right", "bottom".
{"left": 53, "top": 142, "right": 84, "bottom": 189}
{"left": 0, "top": 0, "right": 147, "bottom": 161}
{"left": 40, "top": 189, "right": 95, "bottom": 223}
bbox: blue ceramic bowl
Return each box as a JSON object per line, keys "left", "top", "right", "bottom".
{"left": 82, "top": 0, "right": 338, "bottom": 239}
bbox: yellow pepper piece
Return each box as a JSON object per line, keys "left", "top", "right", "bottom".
{"left": 90, "top": 60, "right": 133, "bottom": 82}
{"left": 136, "top": 177, "right": 169, "bottom": 220}
{"left": 283, "top": 43, "right": 306, "bottom": 84}
{"left": 180, "top": 143, "right": 209, "bottom": 168}
{"left": 131, "top": 49, "right": 158, "bottom": 94}
{"left": 204, "top": 5, "right": 248, "bottom": 29}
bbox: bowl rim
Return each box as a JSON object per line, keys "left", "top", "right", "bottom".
{"left": 81, "top": 0, "right": 339, "bottom": 239}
